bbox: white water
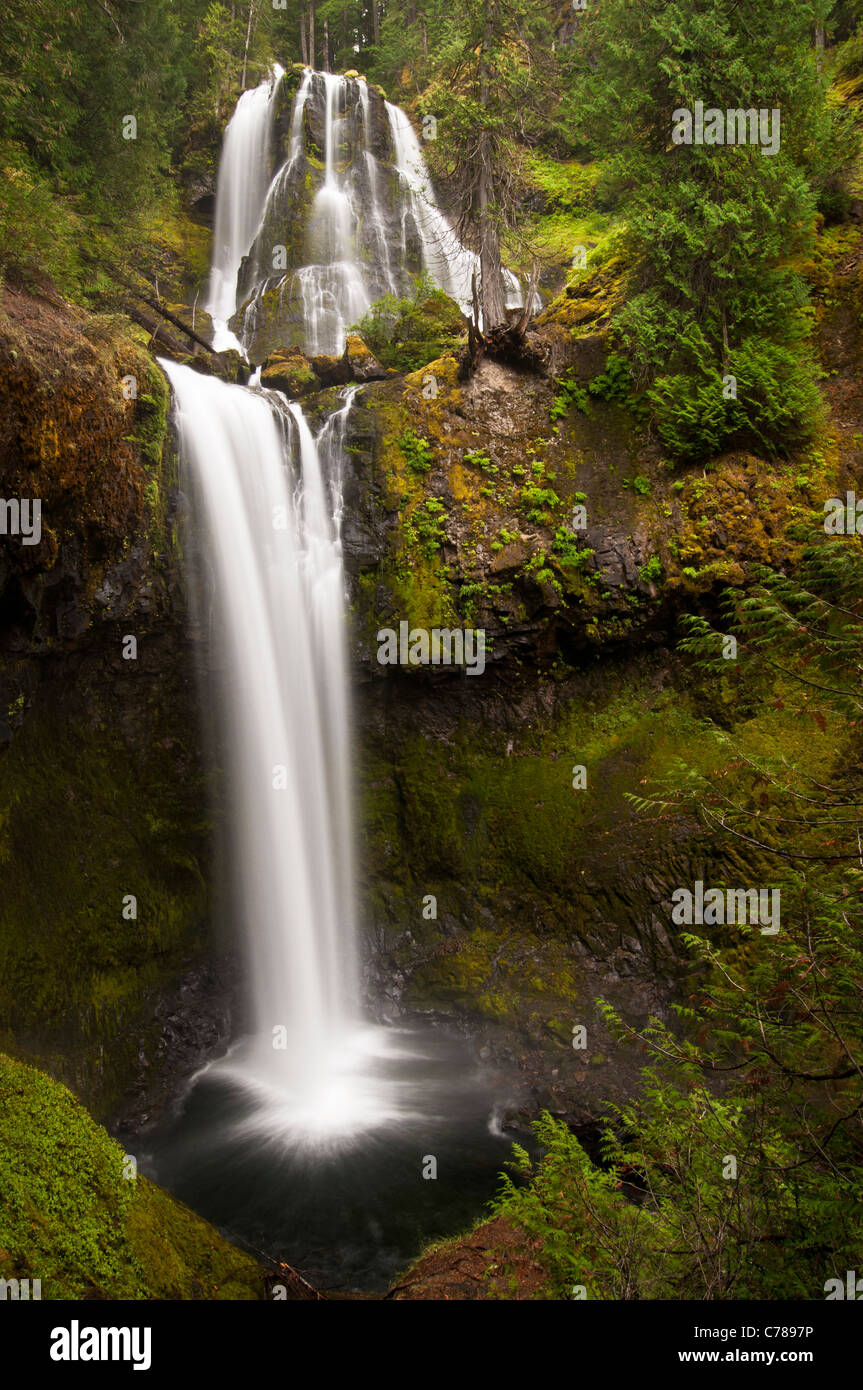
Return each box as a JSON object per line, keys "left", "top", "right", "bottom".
{"left": 385, "top": 101, "right": 526, "bottom": 324}
{"left": 172, "top": 67, "right": 533, "bottom": 1148}
{"left": 239, "top": 70, "right": 313, "bottom": 354}
{"left": 162, "top": 361, "right": 407, "bottom": 1143}
{"left": 207, "top": 65, "right": 284, "bottom": 353}
{"left": 292, "top": 70, "right": 370, "bottom": 354}
{"left": 209, "top": 67, "right": 529, "bottom": 357}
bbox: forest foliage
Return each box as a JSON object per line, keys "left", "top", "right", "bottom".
{"left": 4, "top": 0, "right": 863, "bottom": 1300}
{"left": 2, "top": 1, "right": 861, "bottom": 456}
{"left": 492, "top": 538, "right": 863, "bottom": 1298}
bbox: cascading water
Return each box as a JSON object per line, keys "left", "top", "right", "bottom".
{"left": 161, "top": 360, "right": 407, "bottom": 1143}
{"left": 219, "top": 66, "right": 527, "bottom": 360}
{"left": 384, "top": 101, "right": 525, "bottom": 322}
{"left": 207, "top": 64, "right": 284, "bottom": 353}
{"left": 144, "top": 66, "right": 525, "bottom": 1292}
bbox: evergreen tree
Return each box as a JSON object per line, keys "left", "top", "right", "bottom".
{"left": 493, "top": 536, "right": 863, "bottom": 1298}
{"left": 420, "top": 0, "right": 557, "bottom": 330}
{"left": 565, "top": 0, "right": 857, "bottom": 460}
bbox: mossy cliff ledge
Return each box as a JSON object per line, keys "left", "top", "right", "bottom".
{"left": 328, "top": 326, "right": 828, "bottom": 1121}
{"left": 0, "top": 270, "right": 835, "bottom": 1130}
{"left": 0, "top": 285, "right": 229, "bottom": 1120}
{"left": 0, "top": 1052, "right": 268, "bottom": 1299}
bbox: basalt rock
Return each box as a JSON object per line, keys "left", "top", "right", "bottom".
{"left": 0, "top": 286, "right": 217, "bottom": 1118}
{"left": 344, "top": 332, "right": 391, "bottom": 381}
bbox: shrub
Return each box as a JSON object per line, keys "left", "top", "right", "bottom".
{"left": 521, "top": 486, "right": 561, "bottom": 524}
{"left": 648, "top": 339, "right": 822, "bottom": 464}
{"left": 551, "top": 527, "right": 592, "bottom": 568}
{"left": 638, "top": 553, "right": 662, "bottom": 584}
{"left": 354, "top": 273, "right": 465, "bottom": 372}
{"left": 399, "top": 429, "right": 434, "bottom": 475}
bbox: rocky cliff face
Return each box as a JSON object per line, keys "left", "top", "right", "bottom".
{"left": 330, "top": 324, "right": 808, "bottom": 1121}
{"left": 286, "top": 241, "right": 843, "bottom": 1122}
{"left": 0, "top": 285, "right": 234, "bottom": 1122}
{"left": 2, "top": 224, "right": 850, "bottom": 1130}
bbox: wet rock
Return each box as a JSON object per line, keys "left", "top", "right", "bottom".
{"left": 188, "top": 348, "right": 248, "bottom": 385}
{"left": 261, "top": 347, "right": 318, "bottom": 397}
{"left": 311, "top": 351, "right": 352, "bottom": 387}
{"left": 344, "top": 332, "right": 390, "bottom": 382}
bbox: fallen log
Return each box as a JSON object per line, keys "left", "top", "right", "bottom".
{"left": 123, "top": 303, "right": 191, "bottom": 359}
{"left": 127, "top": 284, "right": 215, "bottom": 355}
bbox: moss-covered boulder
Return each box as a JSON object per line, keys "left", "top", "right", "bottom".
{"left": 0, "top": 1053, "right": 267, "bottom": 1299}
{"left": 186, "top": 347, "right": 248, "bottom": 384}
{"left": 261, "top": 346, "right": 318, "bottom": 396}
{"left": 0, "top": 284, "right": 176, "bottom": 641}
{"left": 344, "top": 332, "right": 390, "bottom": 381}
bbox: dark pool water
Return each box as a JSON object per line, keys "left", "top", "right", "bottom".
{"left": 139, "top": 1023, "right": 525, "bottom": 1293}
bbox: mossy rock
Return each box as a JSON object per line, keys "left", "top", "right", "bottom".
{"left": 0, "top": 1053, "right": 266, "bottom": 1299}
{"left": 0, "top": 692, "right": 209, "bottom": 1115}
{"left": 344, "top": 332, "right": 390, "bottom": 381}
{"left": 261, "top": 347, "right": 318, "bottom": 396}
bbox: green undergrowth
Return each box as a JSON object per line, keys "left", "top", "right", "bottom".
{"left": 360, "top": 656, "right": 835, "bottom": 1028}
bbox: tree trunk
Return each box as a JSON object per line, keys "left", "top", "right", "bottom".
{"left": 309, "top": 2, "right": 316, "bottom": 70}
{"left": 478, "top": 174, "right": 506, "bottom": 331}
{"left": 300, "top": 6, "right": 308, "bottom": 65}
{"left": 241, "top": 0, "right": 255, "bottom": 89}
{"left": 515, "top": 262, "right": 539, "bottom": 337}
{"left": 323, "top": 16, "right": 329, "bottom": 69}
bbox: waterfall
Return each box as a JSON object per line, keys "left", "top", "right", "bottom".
{"left": 211, "top": 67, "right": 527, "bottom": 361}
{"left": 384, "top": 101, "right": 478, "bottom": 316}
{"left": 163, "top": 64, "right": 531, "bottom": 1145}
{"left": 207, "top": 65, "right": 284, "bottom": 353}
{"left": 277, "top": 69, "right": 373, "bottom": 356}
{"left": 162, "top": 361, "right": 400, "bottom": 1143}
{"left": 385, "top": 101, "right": 525, "bottom": 323}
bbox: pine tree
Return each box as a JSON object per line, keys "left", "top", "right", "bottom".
{"left": 421, "top": 0, "right": 557, "bottom": 330}
{"left": 565, "top": 0, "right": 857, "bottom": 460}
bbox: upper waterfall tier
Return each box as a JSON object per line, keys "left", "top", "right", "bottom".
{"left": 212, "top": 67, "right": 523, "bottom": 362}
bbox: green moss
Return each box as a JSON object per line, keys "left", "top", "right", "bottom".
{"left": 0, "top": 1053, "right": 265, "bottom": 1299}
{"left": 408, "top": 926, "right": 582, "bottom": 1024}
{"left": 354, "top": 384, "right": 460, "bottom": 638}
{"left": 140, "top": 208, "right": 212, "bottom": 304}
{"left": 360, "top": 658, "right": 827, "bottom": 1032}
{"left": 0, "top": 699, "right": 208, "bottom": 1116}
